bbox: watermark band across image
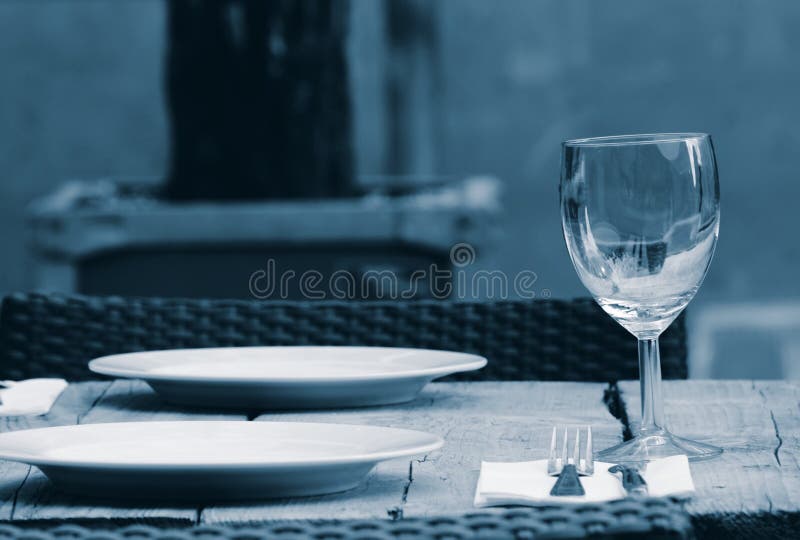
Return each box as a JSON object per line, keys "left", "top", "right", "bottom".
{"left": 249, "top": 243, "right": 550, "bottom": 301}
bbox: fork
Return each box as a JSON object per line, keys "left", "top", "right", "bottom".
{"left": 547, "top": 426, "right": 594, "bottom": 496}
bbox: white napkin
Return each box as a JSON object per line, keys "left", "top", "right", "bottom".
{"left": 0, "top": 379, "right": 68, "bottom": 417}
{"left": 474, "top": 455, "right": 694, "bottom": 507}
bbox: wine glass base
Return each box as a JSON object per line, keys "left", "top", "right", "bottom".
{"left": 596, "top": 429, "right": 723, "bottom": 464}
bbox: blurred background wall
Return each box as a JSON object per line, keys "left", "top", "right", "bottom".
{"left": 0, "top": 1, "right": 166, "bottom": 293}
{"left": 1, "top": 0, "right": 798, "bottom": 377}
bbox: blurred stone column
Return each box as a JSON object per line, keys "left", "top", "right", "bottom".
{"left": 384, "top": 0, "right": 442, "bottom": 179}
{"left": 164, "top": 0, "right": 354, "bottom": 201}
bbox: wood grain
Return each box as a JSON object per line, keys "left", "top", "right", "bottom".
{"left": 0, "top": 381, "right": 111, "bottom": 521}
{"left": 3, "top": 380, "right": 245, "bottom": 525}
{"left": 202, "top": 381, "right": 621, "bottom": 523}
{"left": 617, "top": 380, "right": 800, "bottom": 537}
{"left": 5, "top": 379, "right": 797, "bottom": 532}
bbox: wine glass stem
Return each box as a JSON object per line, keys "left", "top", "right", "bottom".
{"left": 638, "top": 337, "right": 666, "bottom": 434}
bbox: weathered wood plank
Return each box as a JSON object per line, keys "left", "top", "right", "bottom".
{"left": 618, "top": 380, "right": 800, "bottom": 538}
{"left": 749, "top": 381, "right": 800, "bottom": 537}
{"left": 403, "top": 381, "right": 622, "bottom": 518}
{"left": 20, "top": 380, "right": 798, "bottom": 529}
{"left": 754, "top": 382, "right": 800, "bottom": 473}
{"left": 0, "top": 381, "right": 112, "bottom": 521}
{"left": 6, "top": 380, "right": 246, "bottom": 524}
{"left": 202, "top": 381, "right": 622, "bottom": 523}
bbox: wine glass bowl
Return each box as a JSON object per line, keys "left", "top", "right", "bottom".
{"left": 561, "top": 133, "right": 721, "bottom": 463}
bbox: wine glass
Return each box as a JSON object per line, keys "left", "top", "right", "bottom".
{"left": 560, "top": 133, "right": 721, "bottom": 463}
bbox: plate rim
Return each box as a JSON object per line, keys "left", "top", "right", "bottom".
{"left": 0, "top": 420, "right": 444, "bottom": 470}
{"left": 88, "top": 346, "right": 488, "bottom": 384}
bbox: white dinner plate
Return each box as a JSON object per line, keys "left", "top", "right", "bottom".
{"left": 0, "top": 421, "right": 443, "bottom": 501}
{"left": 89, "top": 346, "right": 487, "bottom": 409}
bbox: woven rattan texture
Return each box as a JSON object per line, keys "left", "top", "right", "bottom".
{"left": 0, "top": 499, "right": 692, "bottom": 539}
{"left": 0, "top": 293, "right": 687, "bottom": 382}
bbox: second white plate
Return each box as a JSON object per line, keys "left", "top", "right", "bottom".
{"left": 88, "top": 346, "right": 487, "bottom": 409}
{"left": 0, "top": 421, "right": 443, "bottom": 501}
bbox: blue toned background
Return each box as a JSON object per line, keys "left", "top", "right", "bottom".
{"left": 0, "top": 0, "right": 797, "bottom": 377}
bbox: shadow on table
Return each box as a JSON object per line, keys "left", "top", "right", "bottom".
{"left": 94, "top": 382, "right": 466, "bottom": 417}
{"left": 1, "top": 463, "right": 409, "bottom": 526}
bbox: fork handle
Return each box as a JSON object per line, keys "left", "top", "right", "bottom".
{"left": 549, "top": 464, "right": 586, "bottom": 496}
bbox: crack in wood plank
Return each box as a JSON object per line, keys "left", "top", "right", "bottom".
{"left": 76, "top": 382, "right": 112, "bottom": 425}
{"left": 388, "top": 454, "right": 431, "bottom": 521}
{"left": 768, "top": 410, "right": 783, "bottom": 468}
{"left": 617, "top": 379, "right": 800, "bottom": 538}
{"left": 758, "top": 388, "right": 784, "bottom": 468}
{"left": 388, "top": 460, "right": 414, "bottom": 521}
{"left": 9, "top": 466, "right": 31, "bottom": 521}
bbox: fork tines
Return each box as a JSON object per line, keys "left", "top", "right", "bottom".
{"left": 547, "top": 425, "right": 594, "bottom": 476}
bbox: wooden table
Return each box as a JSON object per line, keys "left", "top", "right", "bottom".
{"left": 0, "top": 380, "right": 796, "bottom": 538}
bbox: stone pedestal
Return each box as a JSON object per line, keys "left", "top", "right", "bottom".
{"left": 28, "top": 177, "right": 500, "bottom": 300}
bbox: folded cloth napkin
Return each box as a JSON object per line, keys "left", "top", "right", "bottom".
{"left": 0, "top": 379, "right": 68, "bottom": 417}
{"left": 474, "top": 455, "right": 694, "bottom": 506}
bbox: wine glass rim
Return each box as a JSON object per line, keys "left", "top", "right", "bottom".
{"left": 563, "top": 133, "right": 709, "bottom": 147}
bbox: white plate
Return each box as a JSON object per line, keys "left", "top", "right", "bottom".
{"left": 89, "top": 346, "right": 487, "bottom": 409}
{"left": 0, "top": 421, "right": 443, "bottom": 501}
